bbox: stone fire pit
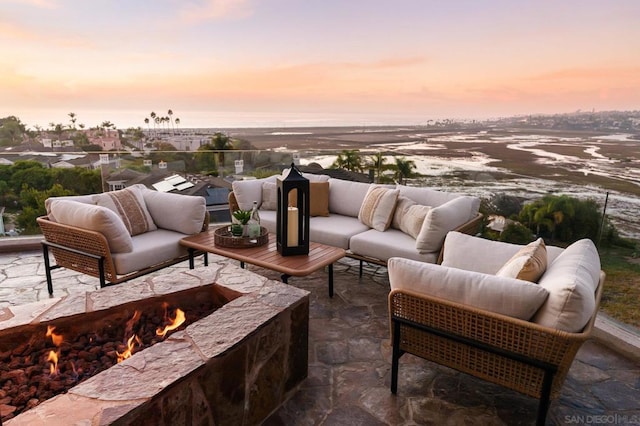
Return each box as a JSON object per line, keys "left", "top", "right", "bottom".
{"left": 0, "top": 262, "right": 309, "bottom": 425}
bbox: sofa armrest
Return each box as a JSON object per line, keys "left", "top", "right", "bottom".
{"left": 37, "top": 215, "right": 119, "bottom": 281}
{"left": 229, "top": 191, "right": 240, "bottom": 215}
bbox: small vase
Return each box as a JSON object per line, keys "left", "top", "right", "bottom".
{"left": 230, "top": 224, "right": 244, "bottom": 237}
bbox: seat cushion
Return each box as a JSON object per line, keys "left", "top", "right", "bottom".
{"left": 532, "top": 239, "right": 602, "bottom": 332}
{"left": 259, "top": 210, "right": 367, "bottom": 249}
{"left": 350, "top": 229, "right": 438, "bottom": 264}
{"left": 48, "top": 199, "right": 133, "bottom": 253}
{"left": 112, "top": 229, "right": 188, "bottom": 275}
{"left": 92, "top": 186, "right": 157, "bottom": 236}
{"left": 389, "top": 257, "right": 550, "bottom": 320}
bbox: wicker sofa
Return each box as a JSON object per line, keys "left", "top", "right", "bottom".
{"left": 229, "top": 172, "right": 483, "bottom": 270}
{"left": 388, "top": 231, "right": 605, "bottom": 425}
{"left": 37, "top": 184, "right": 208, "bottom": 294}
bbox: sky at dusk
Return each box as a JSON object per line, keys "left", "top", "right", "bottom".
{"left": 1, "top": 0, "right": 639, "bottom": 129}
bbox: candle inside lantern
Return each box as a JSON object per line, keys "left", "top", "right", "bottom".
{"left": 287, "top": 206, "right": 299, "bottom": 246}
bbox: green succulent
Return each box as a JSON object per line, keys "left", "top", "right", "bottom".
{"left": 232, "top": 209, "right": 252, "bottom": 225}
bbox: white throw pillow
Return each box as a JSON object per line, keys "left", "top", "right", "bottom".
{"left": 358, "top": 187, "right": 400, "bottom": 231}
{"left": 48, "top": 199, "right": 133, "bottom": 253}
{"left": 400, "top": 204, "right": 432, "bottom": 239}
{"left": 388, "top": 257, "right": 550, "bottom": 320}
{"left": 93, "top": 186, "right": 157, "bottom": 236}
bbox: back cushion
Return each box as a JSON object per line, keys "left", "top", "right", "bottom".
{"left": 328, "top": 179, "right": 372, "bottom": 217}
{"left": 532, "top": 239, "right": 601, "bottom": 332}
{"left": 232, "top": 175, "right": 278, "bottom": 211}
{"left": 415, "top": 196, "right": 478, "bottom": 253}
{"left": 140, "top": 187, "right": 206, "bottom": 235}
{"left": 389, "top": 257, "right": 549, "bottom": 321}
{"left": 48, "top": 199, "right": 133, "bottom": 253}
{"left": 396, "top": 185, "right": 480, "bottom": 221}
{"left": 396, "top": 185, "right": 460, "bottom": 207}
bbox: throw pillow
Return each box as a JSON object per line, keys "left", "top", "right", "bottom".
{"left": 287, "top": 182, "right": 330, "bottom": 217}
{"left": 93, "top": 186, "right": 157, "bottom": 236}
{"left": 48, "top": 199, "right": 133, "bottom": 253}
{"left": 261, "top": 182, "right": 278, "bottom": 210}
{"left": 400, "top": 204, "right": 432, "bottom": 239}
{"left": 391, "top": 196, "right": 416, "bottom": 230}
{"left": 358, "top": 186, "right": 400, "bottom": 232}
{"left": 496, "top": 238, "right": 547, "bottom": 282}
{"left": 310, "top": 181, "right": 330, "bottom": 217}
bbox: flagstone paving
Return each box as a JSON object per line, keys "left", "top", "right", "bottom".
{"left": 1, "top": 251, "right": 639, "bottom": 425}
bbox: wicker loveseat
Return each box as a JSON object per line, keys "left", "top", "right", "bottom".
{"left": 37, "top": 184, "right": 208, "bottom": 295}
{"left": 388, "top": 231, "right": 605, "bottom": 425}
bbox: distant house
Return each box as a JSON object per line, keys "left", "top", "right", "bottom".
{"left": 85, "top": 129, "right": 121, "bottom": 151}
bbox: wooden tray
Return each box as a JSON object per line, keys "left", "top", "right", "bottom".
{"left": 214, "top": 226, "right": 269, "bottom": 248}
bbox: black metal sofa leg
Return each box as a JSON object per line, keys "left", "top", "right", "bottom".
{"left": 42, "top": 243, "right": 54, "bottom": 296}
{"left": 391, "top": 319, "right": 401, "bottom": 394}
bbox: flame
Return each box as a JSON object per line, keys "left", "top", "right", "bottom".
{"left": 156, "top": 308, "right": 186, "bottom": 338}
{"left": 116, "top": 334, "right": 141, "bottom": 363}
{"left": 46, "top": 325, "right": 63, "bottom": 347}
{"left": 47, "top": 350, "right": 59, "bottom": 375}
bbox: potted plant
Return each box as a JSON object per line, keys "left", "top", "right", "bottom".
{"left": 231, "top": 209, "right": 252, "bottom": 236}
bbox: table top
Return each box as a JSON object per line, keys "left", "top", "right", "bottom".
{"left": 180, "top": 228, "right": 346, "bottom": 277}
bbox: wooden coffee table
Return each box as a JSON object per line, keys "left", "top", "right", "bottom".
{"left": 180, "top": 228, "right": 346, "bottom": 297}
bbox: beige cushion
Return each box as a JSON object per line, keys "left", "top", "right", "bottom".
{"left": 358, "top": 187, "right": 399, "bottom": 231}
{"left": 391, "top": 196, "right": 415, "bottom": 230}
{"left": 400, "top": 204, "right": 432, "bottom": 239}
{"left": 261, "top": 182, "right": 277, "bottom": 210}
{"left": 496, "top": 238, "right": 547, "bottom": 282}
{"left": 328, "top": 179, "right": 372, "bottom": 217}
{"left": 310, "top": 182, "right": 330, "bottom": 217}
{"left": 139, "top": 186, "right": 206, "bottom": 235}
{"left": 441, "top": 231, "right": 565, "bottom": 275}
{"left": 48, "top": 199, "right": 133, "bottom": 253}
{"left": 288, "top": 182, "right": 330, "bottom": 217}
{"left": 532, "top": 239, "right": 601, "bottom": 332}
{"left": 92, "top": 186, "right": 157, "bottom": 236}
{"left": 388, "top": 257, "right": 549, "bottom": 320}
{"left": 232, "top": 175, "right": 278, "bottom": 211}
{"left": 415, "top": 196, "right": 477, "bottom": 253}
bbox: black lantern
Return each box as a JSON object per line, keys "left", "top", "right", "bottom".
{"left": 277, "top": 164, "right": 310, "bottom": 256}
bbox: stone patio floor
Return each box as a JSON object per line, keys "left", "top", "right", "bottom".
{"left": 1, "top": 250, "right": 639, "bottom": 425}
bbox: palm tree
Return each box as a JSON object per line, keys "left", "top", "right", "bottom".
{"left": 211, "top": 132, "right": 233, "bottom": 176}
{"left": 144, "top": 117, "right": 150, "bottom": 137}
{"left": 394, "top": 157, "right": 417, "bottom": 185}
{"left": 174, "top": 117, "right": 180, "bottom": 132}
{"left": 331, "top": 149, "right": 362, "bottom": 172}
{"left": 68, "top": 112, "right": 77, "bottom": 130}
{"left": 369, "top": 152, "right": 388, "bottom": 183}
{"left": 150, "top": 112, "right": 157, "bottom": 137}
{"left": 168, "top": 109, "right": 174, "bottom": 134}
